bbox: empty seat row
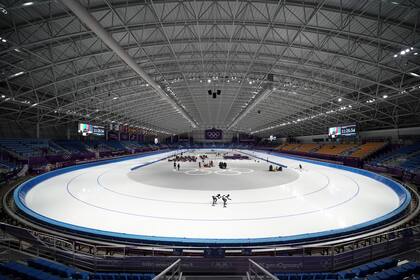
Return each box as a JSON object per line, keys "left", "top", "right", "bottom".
{"left": 27, "top": 258, "right": 88, "bottom": 279}
{"left": 0, "top": 261, "right": 61, "bottom": 280}
{"left": 89, "top": 272, "right": 155, "bottom": 280}
{"left": 2, "top": 258, "right": 156, "bottom": 280}
{"left": 274, "top": 272, "right": 338, "bottom": 280}
{"left": 338, "top": 258, "right": 398, "bottom": 278}
{"left": 366, "top": 262, "right": 420, "bottom": 280}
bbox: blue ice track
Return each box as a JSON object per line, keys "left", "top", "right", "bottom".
{"left": 14, "top": 149, "right": 411, "bottom": 246}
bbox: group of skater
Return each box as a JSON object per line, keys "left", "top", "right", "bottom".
{"left": 212, "top": 194, "right": 231, "bottom": 207}
{"left": 269, "top": 164, "right": 283, "bottom": 172}
{"left": 173, "top": 161, "right": 180, "bottom": 171}
{"left": 169, "top": 154, "right": 197, "bottom": 162}
{"left": 218, "top": 161, "right": 227, "bottom": 169}
{"left": 198, "top": 160, "right": 214, "bottom": 168}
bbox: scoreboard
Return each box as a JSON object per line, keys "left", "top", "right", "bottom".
{"left": 341, "top": 125, "right": 356, "bottom": 136}
{"left": 78, "top": 123, "right": 105, "bottom": 136}
{"left": 328, "top": 124, "right": 356, "bottom": 138}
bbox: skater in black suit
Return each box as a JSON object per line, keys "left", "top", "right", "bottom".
{"left": 212, "top": 195, "right": 217, "bottom": 206}
{"left": 222, "top": 194, "right": 231, "bottom": 208}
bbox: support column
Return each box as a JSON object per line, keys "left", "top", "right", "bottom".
{"left": 66, "top": 125, "right": 71, "bottom": 140}
{"left": 36, "top": 122, "right": 40, "bottom": 139}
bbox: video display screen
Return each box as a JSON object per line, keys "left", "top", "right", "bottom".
{"left": 78, "top": 123, "right": 104, "bottom": 136}
{"left": 328, "top": 124, "right": 356, "bottom": 138}
{"left": 328, "top": 127, "right": 340, "bottom": 138}
{"left": 340, "top": 125, "right": 356, "bottom": 136}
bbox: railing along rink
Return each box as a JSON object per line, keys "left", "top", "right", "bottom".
{"left": 0, "top": 169, "right": 419, "bottom": 274}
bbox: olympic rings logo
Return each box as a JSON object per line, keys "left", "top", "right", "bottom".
{"left": 206, "top": 131, "right": 222, "bottom": 138}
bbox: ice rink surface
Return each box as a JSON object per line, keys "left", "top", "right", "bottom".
{"left": 18, "top": 149, "right": 407, "bottom": 243}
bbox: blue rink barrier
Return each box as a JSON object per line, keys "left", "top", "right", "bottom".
{"left": 14, "top": 149, "right": 411, "bottom": 246}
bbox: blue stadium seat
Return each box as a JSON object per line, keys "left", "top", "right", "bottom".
{"left": 1, "top": 261, "right": 61, "bottom": 280}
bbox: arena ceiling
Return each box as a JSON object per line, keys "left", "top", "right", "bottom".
{"left": 0, "top": 0, "right": 419, "bottom": 137}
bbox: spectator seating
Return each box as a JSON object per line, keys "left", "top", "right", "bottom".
{"left": 274, "top": 258, "right": 420, "bottom": 280}
{"left": 0, "top": 159, "right": 16, "bottom": 171}
{"left": 365, "top": 261, "right": 420, "bottom": 280}
{"left": 274, "top": 272, "right": 339, "bottom": 279}
{"left": 27, "top": 258, "right": 88, "bottom": 279}
{"left": 0, "top": 261, "right": 62, "bottom": 280}
{"left": 370, "top": 142, "right": 420, "bottom": 173}
{"left": 54, "top": 140, "right": 88, "bottom": 153}
{"left": 349, "top": 142, "right": 387, "bottom": 159}
{"left": 0, "top": 138, "right": 50, "bottom": 159}
{"left": 338, "top": 258, "right": 398, "bottom": 278}
{"left": 89, "top": 272, "right": 155, "bottom": 280}
{"left": 84, "top": 140, "right": 115, "bottom": 152}
{"left": 315, "top": 144, "right": 357, "bottom": 156}
{"left": 294, "top": 143, "right": 321, "bottom": 153}
{"left": 103, "top": 140, "right": 127, "bottom": 151}
{"left": 400, "top": 155, "right": 420, "bottom": 172}
{"left": 121, "top": 141, "right": 144, "bottom": 150}
{"left": 1, "top": 258, "right": 156, "bottom": 280}
{"left": 277, "top": 143, "right": 301, "bottom": 151}
{"left": 48, "top": 140, "right": 69, "bottom": 154}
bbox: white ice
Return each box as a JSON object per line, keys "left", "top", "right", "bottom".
{"left": 23, "top": 149, "right": 401, "bottom": 240}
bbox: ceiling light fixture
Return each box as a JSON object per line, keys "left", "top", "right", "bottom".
{"left": 22, "top": 2, "right": 34, "bottom": 6}
{"left": 9, "top": 71, "right": 25, "bottom": 79}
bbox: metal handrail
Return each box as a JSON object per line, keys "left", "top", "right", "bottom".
{"left": 248, "top": 259, "right": 278, "bottom": 280}
{"left": 3, "top": 185, "right": 418, "bottom": 253}
{"left": 2, "top": 164, "right": 419, "bottom": 255}
{"left": 152, "top": 259, "right": 181, "bottom": 280}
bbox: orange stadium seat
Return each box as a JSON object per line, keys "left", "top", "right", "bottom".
{"left": 315, "top": 144, "right": 357, "bottom": 156}
{"left": 350, "top": 142, "right": 387, "bottom": 159}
